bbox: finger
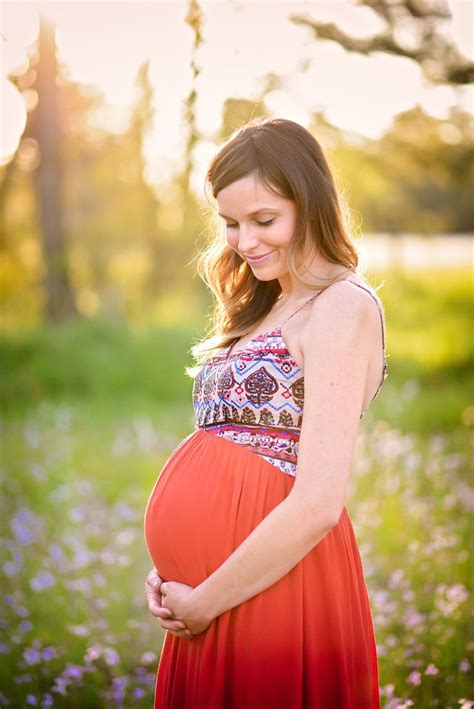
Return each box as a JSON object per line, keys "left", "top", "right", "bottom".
{"left": 148, "top": 602, "right": 174, "bottom": 619}
{"left": 145, "top": 569, "right": 163, "bottom": 592}
{"left": 158, "top": 618, "right": 188, "bottom": 631}
{"left": 145, "top": 579, "right": 172, "bottom": 616}
{"left": 167, "top": 629, "right": 195, "bottom": 639}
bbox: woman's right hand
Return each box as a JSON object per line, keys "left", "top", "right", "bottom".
{"left": 145, "top": 568, "right": 195, "bottom": 639}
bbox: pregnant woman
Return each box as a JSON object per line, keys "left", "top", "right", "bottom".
{"left": 144, "top": 117, "right": 388, "bottom": 708}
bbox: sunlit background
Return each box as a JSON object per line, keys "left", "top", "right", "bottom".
{"left": 1, "top": 1, "right": 473, "bottom": 707}
{"left": 3, "top": 1, "right": 474, "bottom": 186}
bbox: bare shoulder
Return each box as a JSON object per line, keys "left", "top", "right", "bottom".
{"left": 300, "top": 278, "right": 379, "bottom": 355}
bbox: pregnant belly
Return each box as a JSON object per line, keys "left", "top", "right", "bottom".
{"left": 143, "top": 428, "right": 294, "bottom": 588}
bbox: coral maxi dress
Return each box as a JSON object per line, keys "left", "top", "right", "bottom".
{"left": 144, "top": 279, "right": 388, "bottom": 709}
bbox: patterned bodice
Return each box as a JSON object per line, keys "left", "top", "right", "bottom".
{"left": 192, "top": 280, "right": 388, "bottom": 478}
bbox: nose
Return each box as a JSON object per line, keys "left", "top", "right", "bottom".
{"left": 236, "top": 224, "right": 261, "bottom": 254}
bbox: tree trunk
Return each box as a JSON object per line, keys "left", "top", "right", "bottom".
{"left": 32, "top": 13, "right": 77, "bottom": 321}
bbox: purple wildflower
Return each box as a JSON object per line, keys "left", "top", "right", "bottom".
{"left": 104, "top": 647, "right": 120, "bottom": 666}
{"left": 51, "top": 677, "right": 70, "bottom": 695}
{"left": 140, "top": 651, "right": 157, "bottom": 665}
{"left": 30, "top": 571, "right": 55, "bottom": 592}
{"left": 18, "top": 620, "right": 33, "bottom": 634}
{"left": 3, "top": 561, "right": 22, "bottom": 576}
{"left": 84, "top": 645, "right": 102, "bottom": 662}
{"left": 407, "top": 671, "right": 421, "bottom": 685}
{"left": 9, "top": 508, "right": 42, "bottom": 546}
{"left": 23, "top": 647, "right": 42, "bottom": 666}
{"left": 48, "top": 545, "right": 65, "bottom": 564}
{"left": 42, "top": 647, "right": 58, "bottom": 662}
{"left": 63, "top": 664, "right": 83, "bottom": 681}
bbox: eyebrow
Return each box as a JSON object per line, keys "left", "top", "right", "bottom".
{"left": 218, "top": 208, "right": 279, "bottom": 219}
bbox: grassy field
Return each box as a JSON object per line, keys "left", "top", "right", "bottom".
{"left": 1, "top": 268, "right": 472, "bottom": 707}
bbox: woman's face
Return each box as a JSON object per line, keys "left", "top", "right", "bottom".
{"left": 216, "top": 173, "right": 302, "bottom": 281}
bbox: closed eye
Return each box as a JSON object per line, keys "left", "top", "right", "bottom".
{"left": 225, "top": 219, "right": 275, "bottom": 228}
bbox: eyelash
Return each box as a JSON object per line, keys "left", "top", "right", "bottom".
{"left": 225, "top": 219, "right": 275, "bottom": 229}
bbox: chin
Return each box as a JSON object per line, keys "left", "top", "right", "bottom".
{"left": 250, "top": 268, "right": 280, "bottom": 282}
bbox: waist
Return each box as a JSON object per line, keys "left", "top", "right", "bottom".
{"left": 197, "top": 422, "right": 300, "bottom": 468}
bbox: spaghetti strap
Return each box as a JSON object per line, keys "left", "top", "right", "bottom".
{"left": 280, "top": 279, "right": 388, "bottom": 394}
{"left": 345, "top": 280, "right": 388, "bottom": 393}
{"left": 345, "top": 280, "right": 386, "bottom": 350}
{"left": 279, "top": 293, "right": 320, "bottom": 327}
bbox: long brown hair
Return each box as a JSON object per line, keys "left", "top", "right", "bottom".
{"left": 186, "top": 117, "right": 361, "bottom": 376}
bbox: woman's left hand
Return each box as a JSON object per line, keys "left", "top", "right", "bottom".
{"left": 160, "top": 581, "right": 213, "bottom": 637}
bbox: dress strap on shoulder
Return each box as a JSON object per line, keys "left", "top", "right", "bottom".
{"left": 344, "top": 280, "right": 387, "bottom": 354}
{"left": 279, "top": 292, "right": 321, "bottom": 327}
{"left": 344, "top": 280, "right": 389, "bottom": 391}
{"left": 279, "top": 278, "right": 388, "bottom": 385}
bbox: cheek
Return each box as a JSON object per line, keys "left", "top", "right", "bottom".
{"left": 267, "top": 224, "right": 293, "bottom": 249}
{"left": 226, "top": 234, "right": 240, "bottom": 252}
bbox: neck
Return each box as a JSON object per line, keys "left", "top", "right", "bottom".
{"left": 278, "top": 259, "right": 354, "bottom": 300}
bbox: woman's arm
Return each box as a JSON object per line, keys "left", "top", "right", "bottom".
{"left": 185, "top": 283, "right": 376, "bottom": 622}
{"left": 189, "top": 491, "right": 336, "bottom": 621}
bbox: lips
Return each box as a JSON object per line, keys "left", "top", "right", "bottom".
{"left": 245, "top": 251, "right": 274, "bottom": 264}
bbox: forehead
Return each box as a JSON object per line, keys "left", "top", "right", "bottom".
{"left": 216, "top": 174, "right": 287, "bottom": 217}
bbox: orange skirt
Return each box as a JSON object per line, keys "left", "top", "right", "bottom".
{"left": 144, "top": 428, "right": 380, "bottom": 709}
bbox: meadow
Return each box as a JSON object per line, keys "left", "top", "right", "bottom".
{"left": 1, "top": 267, "right": 472, "bottom": 708}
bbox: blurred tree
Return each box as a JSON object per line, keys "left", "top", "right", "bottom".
{"left": 29, "top": 14, "right": 77, "bottom": 321}
{"left": 321, "top": 104, "right": 474, "bottom": 234}
{"left": 291, "top": 0, "right": 473, "bottom": 86}
{"left": 180, "top": 0, "right": 203, "bottom": 225}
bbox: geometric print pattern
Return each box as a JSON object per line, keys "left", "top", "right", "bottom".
{"left": 192, "top": 281, "right": 388, "bottom": 478}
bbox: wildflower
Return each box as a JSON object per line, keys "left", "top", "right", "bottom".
{"left": 112, "top": 677, "right": 127, "bottom": 690}
{"left": 9, "top": 508, "right": 42, "bottom": 546}
{"left": 51, "top": 677, "right": 70, "bottom": 695}
{"left": 23, "top": 647, "right": 42, "bottom": 666}
{"left": 84, "top": 645, "right": 102, "bottom": 663}
{"left": 30, "top": 571, "right": 55, "bottom": 592}
{"left": 67, "top": 625, "right": 89, "bottom": 637}
{"left": 18, "top": 621, "right": 33, "bottom": 634}
{"left": 425, "top": 663, "right": 439, "bottom": 675}
{"left": 3, "top": 561, "right": 22, "bottom": 576}
{"left": 104, "top": 647, "right": 120, "bottom": 666}
{"left": 42, "top": 647, "right": 57, "bottom": 662}
{"left": 63, "top": 664, "right": 83, "bottom": 681}
{"left": 407, "top": 671, "right": 421, "bottom": 685}
{"left": 140, "top": 651, "right": 157, "bottom": 665}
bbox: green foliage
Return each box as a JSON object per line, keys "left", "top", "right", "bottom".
{"left": 323, "top": 105, "right": 474, "bottom": 234}
{"left": 0, "top": 314, "right": 196, "bottom": 413}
